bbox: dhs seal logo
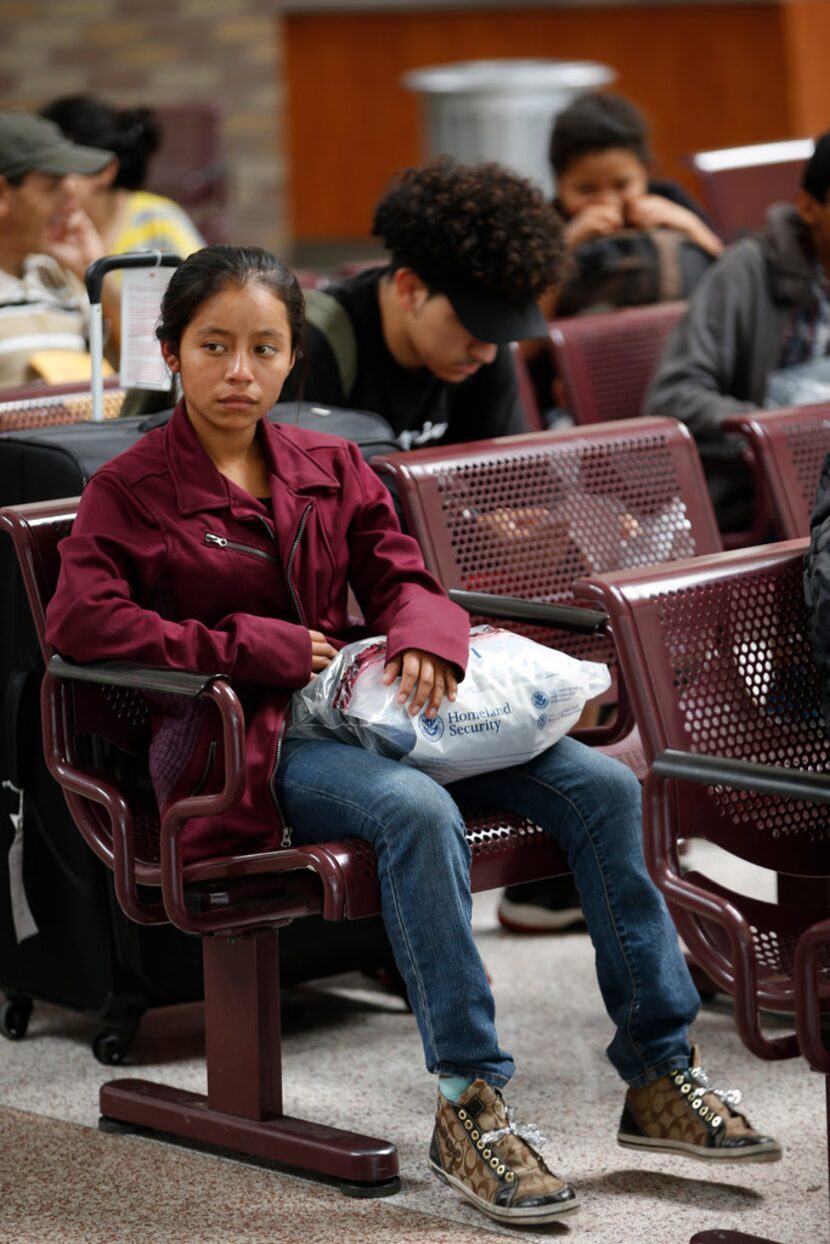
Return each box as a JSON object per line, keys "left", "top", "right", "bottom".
{"left": 531, "top": 690, "right": 550, "bottom": 711}
{"left": 536, "top": 714, "right": 549, "bottom": 730}
{"left": 418, "top": 713, "right": 445, "bottom": 742}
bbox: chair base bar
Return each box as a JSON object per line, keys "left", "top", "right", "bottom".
{"left": 100, "top": 1079, "right": 400, "bottom": 1193}
{"left": 689, "top": 1232, "right": 783, "bottom": 1243}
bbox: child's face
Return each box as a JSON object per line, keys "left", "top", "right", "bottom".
{"left": 556, "top": 148, "right": 649, "bottom": 219}
{"left": 162, "top": 280, "right": 296, "bottom": 440}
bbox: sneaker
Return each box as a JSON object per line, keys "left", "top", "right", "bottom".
{"left": 497, "top": 876, "right": 585, "bottom": 933}
{"left": 617, "top": 1045, "right": 782, "bottom": 1162}
{"left": 430, "top": 1079, "right": 578, "bottom": 1224}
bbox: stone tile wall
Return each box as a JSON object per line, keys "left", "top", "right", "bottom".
{"left": 0, "top": 0, "right": 286, "bottom": 251}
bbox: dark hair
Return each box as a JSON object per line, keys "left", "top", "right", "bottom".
{"left": 802, "top": 131, "right": 830, "bottom": 204}
{"left": 39, "top": 94, "right": 159, "bottom": 190}
{"left": 371, "top": 157, "right": 564, "bottom": 301}
{"left": 549, "top": 93, "right": 652, "bottom": 178}
{"left": 156, "top": 245, "right": 305, "bottom": 356}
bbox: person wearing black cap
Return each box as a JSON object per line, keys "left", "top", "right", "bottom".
{"left": 0, "top": 110, "right": 115, "bottom": 386}
{"left": 280, "top": 157, "right": 563, "bottom": 448}
{"left": 648, "top": 129, "right": 830, "bottom": 533}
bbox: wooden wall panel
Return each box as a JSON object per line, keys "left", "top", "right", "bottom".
{"left": 780, "top": 0, "right": 830, "bottom": 137}
{"left": 285, "top": 3, "right": 790, "bottom": 242}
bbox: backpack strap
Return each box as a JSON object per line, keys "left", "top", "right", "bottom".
{"left": 303, "top": 288, "right": 358, "bottom": 400}
{"left": 650, "top": 228, "right": 685, "bottom": 302}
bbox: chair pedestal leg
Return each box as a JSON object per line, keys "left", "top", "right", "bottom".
{"left": 99, "top": 926, "right": 400, "bottom": 1193}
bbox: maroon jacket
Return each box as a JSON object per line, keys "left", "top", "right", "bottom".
{"left": 45, "top": 401, "right": 470, "bottom": 860}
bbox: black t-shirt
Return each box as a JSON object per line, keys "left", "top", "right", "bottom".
{"left": 280, "top": 265, "right": 526, "bottom": 450}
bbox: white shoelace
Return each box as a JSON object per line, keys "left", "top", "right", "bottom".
{"left": 480, "top": 1104, "right": 548, "bottom": 1150}
{"left": 689, "top": 1063, "right": 743, "bottom": 1110}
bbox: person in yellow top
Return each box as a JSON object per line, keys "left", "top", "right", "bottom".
{"left": 39, "top": 95, "right": 204, "bottom": 260}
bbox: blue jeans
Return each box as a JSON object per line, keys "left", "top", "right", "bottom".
{"left": 275, "top": 734, "right": 700, "bottom": 1089}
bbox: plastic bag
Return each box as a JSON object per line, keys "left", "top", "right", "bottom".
{"left": 764, "top": 357, "right": 830, "bottom": 408}
{"left": 288, "top": 626, "right": 611, "bottom": 784}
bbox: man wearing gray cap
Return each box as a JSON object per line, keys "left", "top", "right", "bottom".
{"left": 0, "top": 111, "right": 115, "bottom": 386}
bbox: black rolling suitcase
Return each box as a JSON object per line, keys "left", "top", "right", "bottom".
{"left": 0, "top": 261, "right": 402, "bottom": 1060}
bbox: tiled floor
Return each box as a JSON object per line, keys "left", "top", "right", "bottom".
{"left": 0, "top": 875, "right": 825, "bottom": 1244}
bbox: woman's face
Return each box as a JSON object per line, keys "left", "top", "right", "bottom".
{"left": 161, "top": 279, "right": 295, "bottom": 441}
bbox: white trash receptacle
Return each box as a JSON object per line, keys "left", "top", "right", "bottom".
{"left": 402, "top": 58, "right": 615, "bottom": 197}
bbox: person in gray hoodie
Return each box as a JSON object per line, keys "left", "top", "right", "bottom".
{"left": 646, "top": 130, "right": 830, "bottom": 532}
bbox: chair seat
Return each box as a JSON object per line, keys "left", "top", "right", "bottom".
{"left": 176, "top": 810, "right": 569, "bottom": 925}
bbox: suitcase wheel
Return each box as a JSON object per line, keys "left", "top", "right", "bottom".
{"left": 92, "top": 1026, "right": 134, "bottom": 1066}
{"left": 0, "top": 995, "right": 33, "bottom": 1040}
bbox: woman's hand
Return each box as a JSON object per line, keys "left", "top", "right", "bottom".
{"left": 309, "top": 629, "right": 337, "bottom": 674}
{"left": 624, "top": 195, "right": 724, "bottom": 257}
{"left": 563, "top": 203, "right": 625, "bottom": 251}
{"left": 383, "top": 649, "right": 458, "bottom": 719}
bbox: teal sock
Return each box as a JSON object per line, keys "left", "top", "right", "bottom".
{"left": 438, "top": 1075, "right": 474, "bottom": 1102}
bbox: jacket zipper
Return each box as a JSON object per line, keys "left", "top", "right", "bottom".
{"left": 269, "top": 501, "right": 313, "bottom": 847}
{"left": 285, "top": 503, "right": 312, "bottom": 628}
{"left": 204, "top": 531, "right": 279, "bottom": 564}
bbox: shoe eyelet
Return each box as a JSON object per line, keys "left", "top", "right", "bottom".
{"left": 471, "top": 1130, "right": 479, "bottom": 1141}
{"left": 476, "top": 1139, "right": 484, "bottom": 1150}
{"left": 713, "top": 1115, "right": 722, "bottom": 1128}
{"left": 681, "top": 1083, "right": 691, "bottom": 1095}
{"left": 483, "top": 1149, "right": 491, "bottom": 1160}
{"left": 458, "top": 1109, "right": 467, "bottom": 1121}
{"left": 497, "top": 1164, "right": 506, "bottom": 1176}
{"left": 464, "top": 1118, "right": 473, "bottom": 1131}
{"left": 490, "top": 1157, "right": 500, "bottom": 1169}
{"left": 505, "top": 1171, "right": 515, "bottom": 1182}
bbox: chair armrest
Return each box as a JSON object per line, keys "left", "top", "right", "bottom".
{"left": 43, "top": 655, "right": 246, "bottom": 930}
{"left": 652, "top": 748, "right": 830, "bottom": 805}
{"left": 48, "top": 653, "right": 222, "bottom": 698}
{"left": 448, "top": 588, "right": 608, "bottom": 634}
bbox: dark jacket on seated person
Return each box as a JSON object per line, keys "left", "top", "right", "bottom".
{"left": 646, "top": 203, "right": 819, "bottom": 530}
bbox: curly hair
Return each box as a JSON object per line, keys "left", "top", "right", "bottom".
{"left": 371, "top": 157, "right": 564, "bottom": 300}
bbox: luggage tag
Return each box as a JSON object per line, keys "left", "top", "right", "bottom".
{"left": 1, "top": 780, "right": 38, "bottom": 944}
{"left": 119, "top": 264, "right": 176, "bottom": 391}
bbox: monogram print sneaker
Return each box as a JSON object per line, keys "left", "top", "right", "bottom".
{"left": 430, "top": 1079, "right": 578, "bottom": 1224}
{"left": 617, "top": 1046, "right": 782, "bottom": 1162}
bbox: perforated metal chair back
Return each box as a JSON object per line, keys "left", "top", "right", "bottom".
{"left": 689, "top": 138, "right": 813, "bottom": 240}
{"left": 549, "top": 302, "right": 686, "bottom": 425}
{"left": 576, "top": 541, "right": 830, "bottom": 1026}
{"left": 0, "top": 381, "right": 124, "bottom": 432}
{"left": 722, "top": 404, "right": 830, "bottom": 539}
{"left": 374, "top": 417, "right": 721, "bottom": 670}
{"left": 509, "top": 342, "right": 544, "bottom": 432}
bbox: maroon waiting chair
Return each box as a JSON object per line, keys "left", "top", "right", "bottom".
{"left": 509, "top": 342, "right": 544, "bottom": 432}
{"left": 574, "top": 540, "right": 830, "bottom": 1052}
{"left": 0, "top": 497, "right": 594, "bottom": 1194}
{"left": 688, "top": 138, "right": 813, "bottom": 242}
{"left": 722, "top": 403, "right": 830, "bottom": 539}
{"left": 548, "top": 301, "right": 687, "bottom": 426}
{"left": 373, "top": 416, "right": 723, "bottom": 779}
{"left": 0, "top": 380, "right": 125, "bottom": 432}
{"left": 574, "top": 540, "right": 830, "bottom": 1244}
{"left": 149, "top": 102, "right": 230, "bottom": 245}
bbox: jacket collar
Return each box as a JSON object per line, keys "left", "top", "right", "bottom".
{"left": 164, "top": 400, "right": 339, "bottom": 516}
